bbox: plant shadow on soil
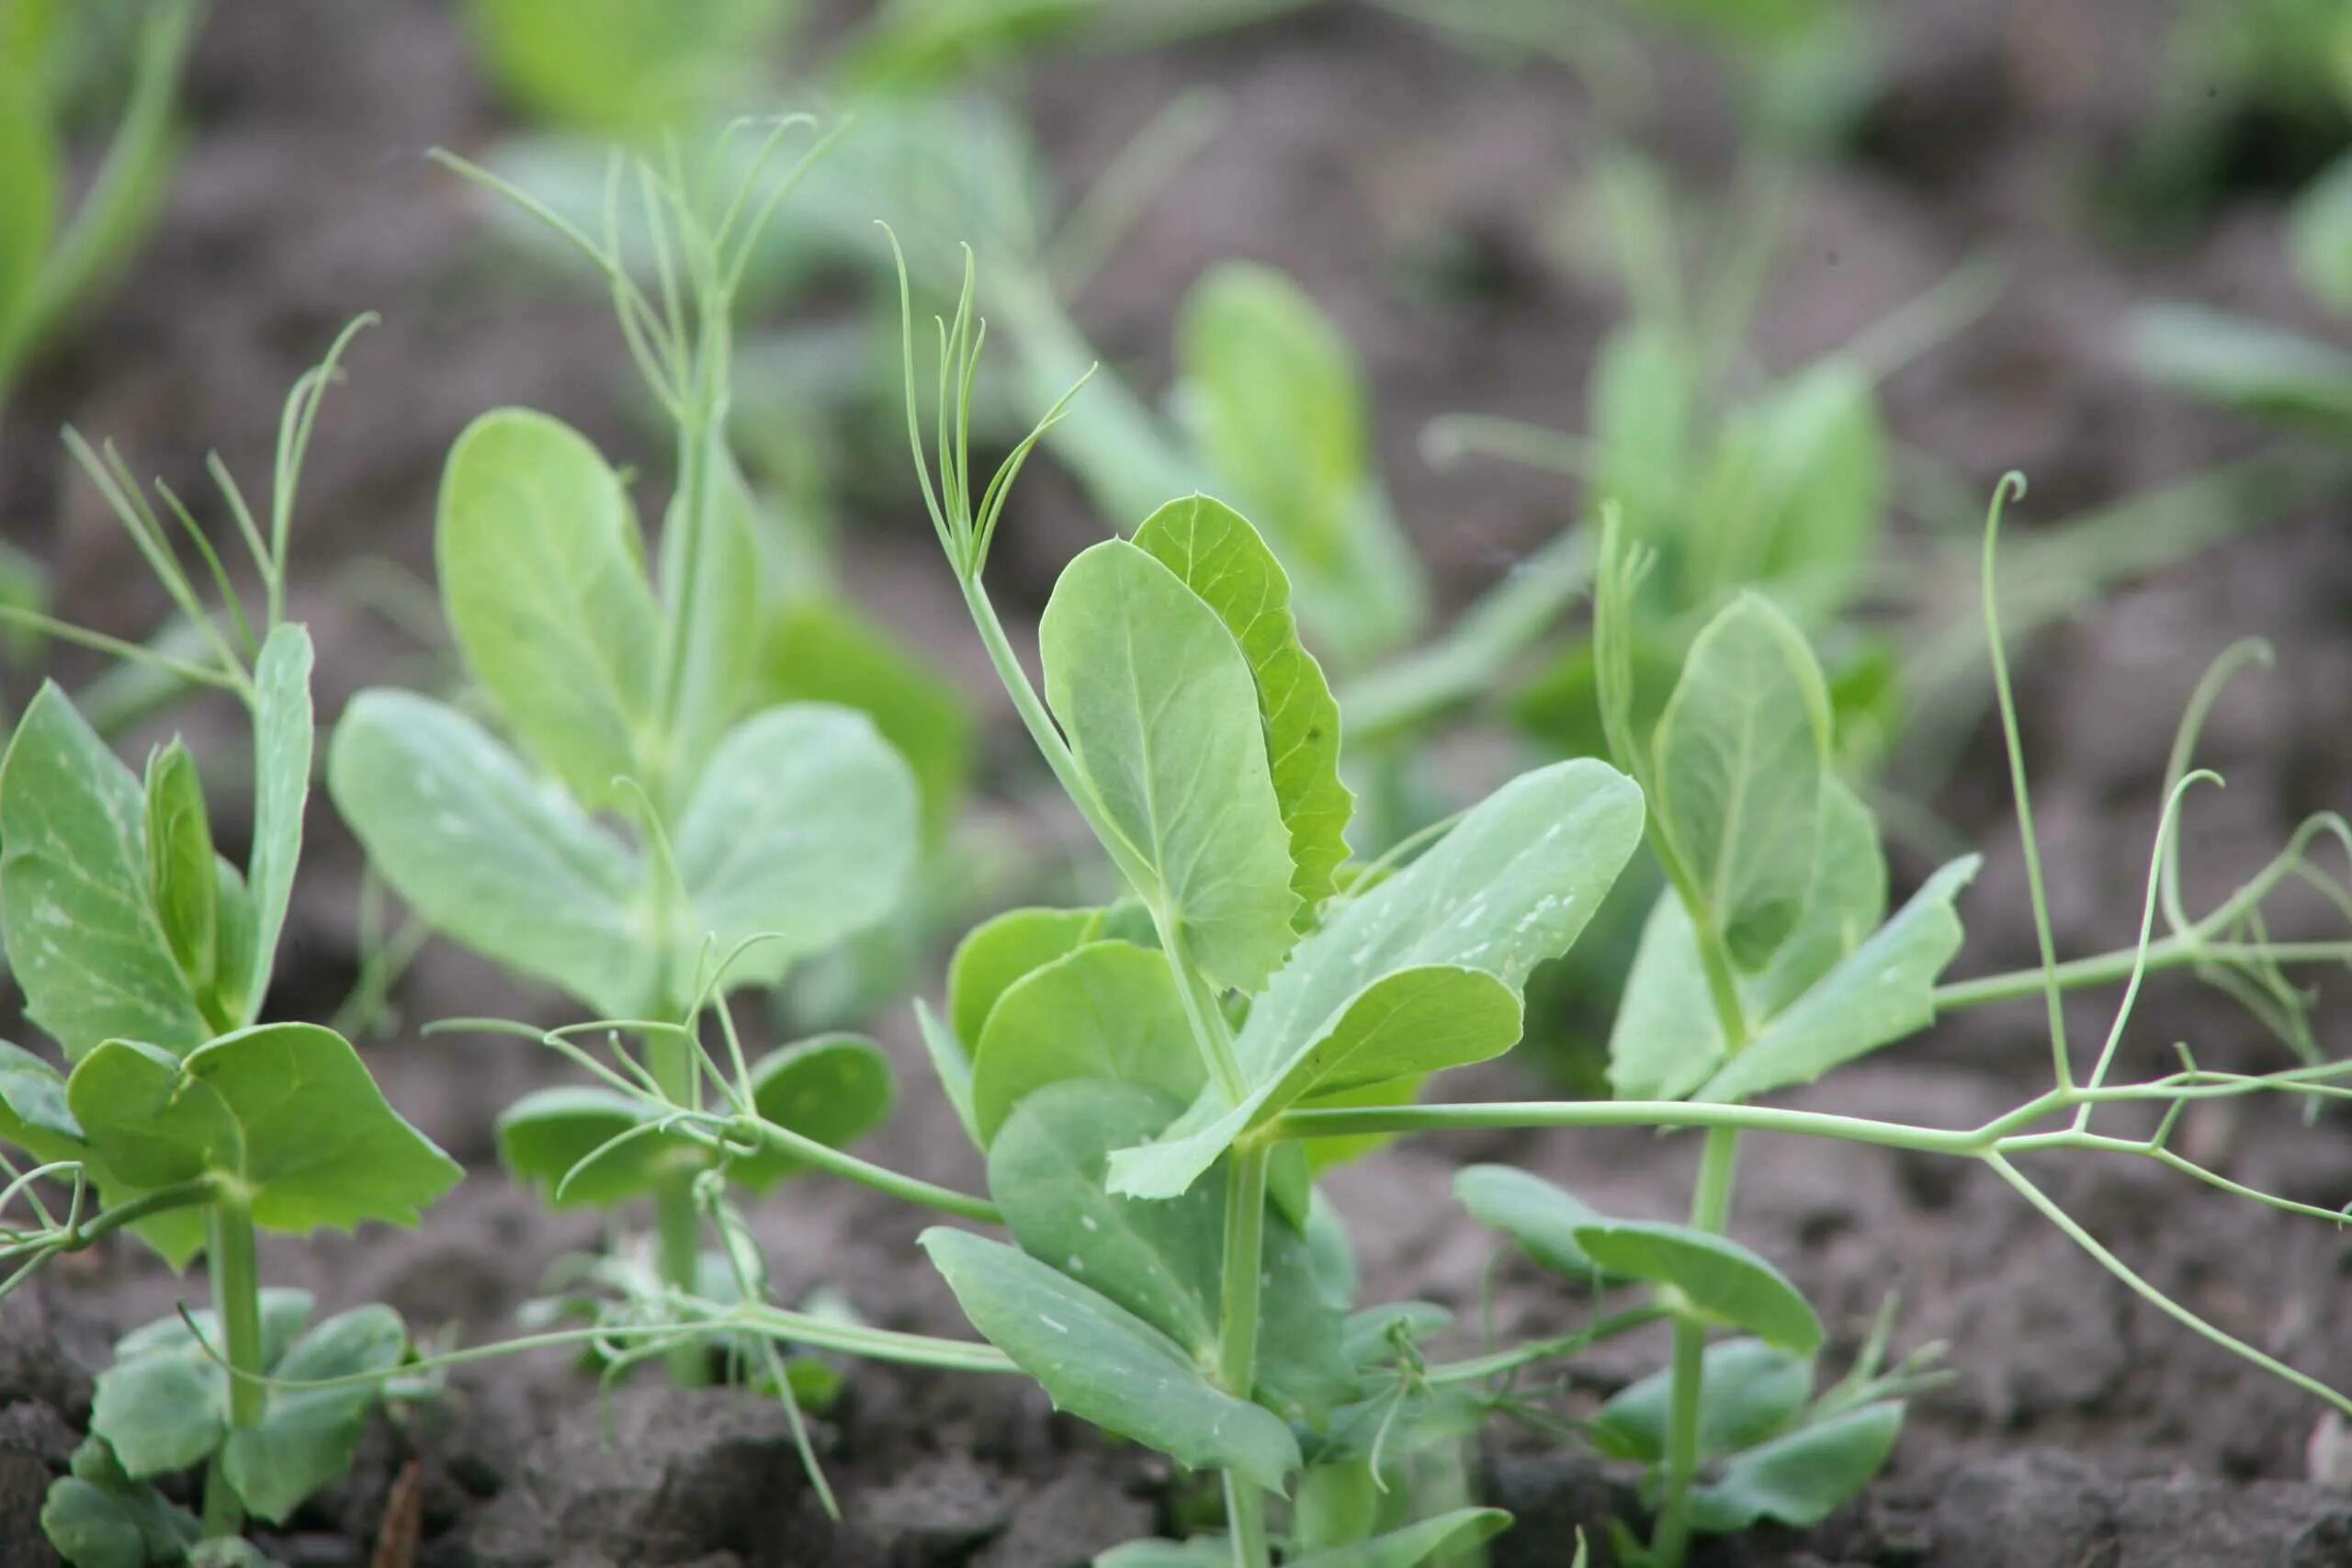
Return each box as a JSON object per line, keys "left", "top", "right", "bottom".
{"left": 4, "top": 2, "right": 2352, "bottom": 1564}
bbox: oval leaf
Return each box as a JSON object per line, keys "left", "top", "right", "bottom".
{"left": 222, "top": 1304, "right": 409, "bottom": 1524}
{"left": 1286, "top": 1507, "right": 1512, "bottom": 1568}
{"left": 242, "top": 624, "right": 316, "bottom": 1021}
{"left": 948, "top": 905, "right": 1106, "bottom": 1049}
{"left": 1453, "top": 1164, "right": 1619, "bottom": 1283}
{"left": 733, "top": 1033, "right": 894, "bottom": 1190}
{"left": 970, "top": 941, "right": 1204, "bottom": 1146}
{"left": 436, "top": 407, "right": 661, "bottom": 807}
{"left": 495, "top": 1086, "right": 673, "bottom": 1208}
{"left": 1653, "top": 593, "right": 1830, "bottom": 969}
{"left": 1039, "top": 538, "right": 1298, "bottom": 993}
{"left": 328, "top": 689, "right": 652, "bottom": 1018}
{"left": 1133, "top": 494, "right": 1353, "bottom": 918}
{"left": 670, "top": 703, "right": 920, "bottom": 993}
{"left": 1593, "top": 1337, "right": 1814, "bottom": 1463}
{"left": 1, "top": 684, "right": 209, "bottom": 1061}
{"left": 1690, "top": 1401, "right": 1904, "bottom": 1532}
{"left": 1571, "top": 1220, "right": 1821, "bottom": 1354}
{"left": 919, "top": 1226, "right": 1301, "bottom": 1493}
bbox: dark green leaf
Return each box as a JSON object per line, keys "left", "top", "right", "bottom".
{"left": 971, "top": 941, "right": 1203, "bottom": 1147}
{"left": 1040, "top": 539, "right": 1299, "bottom": 993}
{"left": 41, "top": 1438, "right": 198, "bottom": 1568}
{"left": 71, "top": 1024, "right": 461, "bottom": 1235}
{"left": 221, "top": 1305, "right": 407, "bottom": 1523}
{"left": 436, "top": 408, "right": 661, "bottom": 807}
{"left": 1593, "top": 1337, "right": 1812, "bottom": 1462}
{"left": 495, "top": 1087, "right": 678, "bottom": 1208}
{"left": 1286, "top": 1507, "right": 1511, "bottom": 1568}
{"left": 1, "top": 684, "right": 209, "bottom": 1061}
{"left": 1133, "top": 494, "right": 1353, "bottom": 919}
{"left": 920, "top": 1226, "right": 1301, "bottom": 1492}
{"left": 328, "top": 690, "right": 653, "bottom": 1018}
{"left": 1453, "top": 1164, "right": 1619, "bottom": 1283}
{"left": 1572, "top": 1220, "right": 1821, "bottom": 1353}
{"left": 1689, "top": 1401, "right": 1904, "bottom": 1531}
{"left": 948, "top": 905, "right": 1111, "bottom": 1047}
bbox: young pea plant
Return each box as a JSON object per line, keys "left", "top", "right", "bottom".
{"left": 884, "top": 244, "right": 1653, "bottom": 1568}
{"left": 1315, "top": 493, "right": 2352, "bottom": 1565}
{"left": 325, "top": 128, "right": 922, "bottom": 1385}
{"left": 0, "top": 0, "right": 200, "bottom": 404}
{"left": 0, "top": 335, "right": 462, "bottom": 1567}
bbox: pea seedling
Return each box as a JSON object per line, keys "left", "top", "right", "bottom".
{"left": 0, "top": 0, "right": 199, "bottom": 404}
{"left": 326, "top": 128, "right": 921, "bottom": 1382}
{"left": 0, "top": 333, "right": 461, "bottom": 1567}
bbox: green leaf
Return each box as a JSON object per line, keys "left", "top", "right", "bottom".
{"left": 948, "top": 905, "right": 1114, "bottom": 1047}
{"left": 1286, "top": 1508, "right": 1512, "bottom": 1568}
{"left": 1176, "top": 263, "right": 1425, "bottom": 667}
{"left": 90, "top": 1351, "right": 222, "bottom": 1477}
{"left": 1652, "top": 593, "right": 1831, "bottom": 968}
{"left": 970, "top": 941, "right": 1204, "bottom": 1147}
{"left": 669, "top": 703, "right": 919, "bottom": 993}
{"left": 71, "top": 1023, "right": 461, "bottom": 1235}
{"left": 1110, "top": 759, "right": 1643, "bottom": 1200}
{"left": 1040, "top": 539, "right": 1299, "bottom": 992}
{"left": 221, "top": 1305, "right": 408, "bottom": 1524}
{"left": 242, "top": 624, "right": 315, "bottom": 1021}
{"left": 2132, "top": 303, "right": 2352, "bottom": 430}
{"left": 2290, "top": 151, "right": 2352, "bottom": 315}
{"left": 1689, "top": 1401, "right": 1904, "bottom": 1531}
{"left": 767, "top": 595, "right": 975, "bottom": 843}
{"left": 1610, "top": 776, "right": 1885, "bottom": 1100}
{"left": 1692, "top": 854, "right": 1978, "bottom": 1104}
{"left": 988, "top": 1080, "right": 1350, "bottom": 1425}
{"left": 328, "top": 690, "right": 653, "bottom": 1018}
{"left": 1731, "top": 363, "right": 1886, "bottom": 617}
{"left": 0, "top": 1039, "right": 83, "bottom": 1163}
{"left": 115, "top": 1289, "right": 315, "bottom": 1370}
{"left": 42, "top": 1438, "right": 199, "bottom": 1568}
{"left": 1453, "top": 1164, "right": 1620, "bottom": 1283}
{"left": 919, "top": 1226, "right": 1301, "bottom": 1492}
{"left": 1571, "top": 1220, "right": 1821, "bottom": 1353}
{"left": 1, "top": 684, "right": 209, "bottom": 1062}
{"left": 732, "top": 1033, "right": 894, "bottom": 1190}
{"left": 1591, "top": 322, "right": 1695, "bottom": 542}
{"left": 1133, "top": 494, "right": 1354, "bottom": 919}
{"left": 464, "top": 0, "right": 785, "bottom": 135}
{"left": 495, "top": 1086, "right": 683, "bottom": 1208}
{"left": 1593, "top": 1337, "right": 1813, "bottom": 1462}
{"left": 436, "top": 408, "right": 661, "bottom": 807}
{"left": 1095, "top": 1540, "right": 1231, "bottom": 1568}
{"left": 142, "top": 741, "right": 216, "bottom": 997}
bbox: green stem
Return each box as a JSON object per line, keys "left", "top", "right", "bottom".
{"left": 1422, "top": 1305, "right": 1672, "bottom": 1385}
{"left": 1219, "top": 1142, "right": 1273, "bottom": 1568}
{"left": 1932, "top": 934, "right": 2352, "bottom": 1011}
{"left": 716, "top": 1115, "right": 1001, "bottom": 1224}
{"left": 1651, "top": 1127, "right": 1741, "bottom": 1568}
{"left": 648, "top": 1024, "right": 710, "bottom": 1388}
{"left": 1266, "top": 1098, "right": 1995, "bottom": 1156}
{"left": 200, "top": 1201, "right": 264, "bottom": 1540}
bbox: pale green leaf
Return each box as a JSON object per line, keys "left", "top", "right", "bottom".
{"left": 766, "top": 594, "right": 975, "bottom": 843}
{"left": 1110, "top": 760, "right": 1644, "bottom": 1200}
{"left": 2132, "top": 304, "right": 2352, "bottom": 430}
{"left": 1453, "top": 1164, "right": 1619, "bottom": 1283}
{"left": 1591, "top": 321, "right": 1694, "bottom": 542}
{"left": 70, "top": 1023, "right": 461, "bottom": 1235}
{"left": 1609, "top": 775, "right": 1884, "bottom": 1100}
{"left": 142, "top": 741, "right": 216, "bottom": 997}
{"left": 90, "top": 1353, "right": 221, "bottom": 1477}
{"left": 42, "top": 1438, "right": 198, "bottom": 1568}
{"left": 1286, "top": 1507, "right": 1512, "bottom": 1568}
{"left": 1040, "top": 539, "right": 1298, "bottom": 991}
{"left": 436, "top": 408, "right": 661, "bottom": 807}
{"left": 464, "top": 0, "right": 785, "bottom": 135}
{"left": 221, "top": 1305, "right": 407, "bottom": 1524}
{"left": 495, "top": 1086, "right": 677, "bottom": 1208}
{"left": 0, "top": 1039, "right": 83, "bottom": 1163}
{"left": 1572, "top": 1220, "right": 1821, "bottom": 1353}
{"left": 1133, "top": 493, "right": 1353, "bottom": 918}
{"left": 948, "top": 905, "right": 1114, "bottom": 1047}
{"left": 1177, "top": 263, "right": 1424, "bottom": 666}
{"left": 328, "top": 690, "right": 653, "bottom": 1018}
{"left": 242, "top": 624, "right": 315, "bottom": 1021}
{"left": 1593, "top": 1337, "right": 1812, "bottom": 1462}
{"left": 670, "top": 703, "right": 919, "bottom": 993}
{"left": 1689, "top": 1401, "right": 1903, "bottom": 1531}
{"left": 970, "top": 941, "right": 1203, "bottom": 1146}
{"left": 0, "top": 52, "right": 57, "bottom": 342}
{"left": 2290, "top": 151, "right": 2352, "bottom": 316}
{"left": 1653, "top": 593, "right": 1830, "bottom": 968}
{"left": 660, "top": 447, "right": 763, "bottom": 796}
{"left": 1737, "top": 363, "right": 1886, "bottom": 617}
{"left": 914, "top": 998, "right": 980, "bottom": 1148}
{"left": 920, "top": 1226, "right": 1301, "bottom": 1492}
{"left": 1693, "top": 854, "right": 1978, "bottom": 1104}
{"left": 1, "top": 683, "right": 209, "bottom": 1061}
